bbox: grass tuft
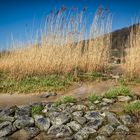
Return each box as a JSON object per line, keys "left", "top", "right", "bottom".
{"left": 55, "top": 96, "right": 76, "bottom": 106}
{"left": 123, "top": 101, "right": 140, "bottom": 114}
{"left": 31, "top": 105, "right": 44, "bottom": 116}
{"left": 104, "top": 86, "right": 131, "bottom": 99}
{"left": 87, "top": 93, "right": 100, "bottom": 103}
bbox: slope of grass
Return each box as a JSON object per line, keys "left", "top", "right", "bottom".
{"left": 0, "top": 73, "right": 73, "bottom": 93}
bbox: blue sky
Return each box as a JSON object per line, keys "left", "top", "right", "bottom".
{"left": 0, "top": 0, "right": 140, "bottom": 49}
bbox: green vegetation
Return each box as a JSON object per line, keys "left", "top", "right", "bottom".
{"left": 0, "top": 73, "right": 73, "bottom": 93}
{"left": 31, "top": 105, "right": 44, "bottom": 116}
{"left": 123, "top": 101, "right": 140, "bottom": 114}
{"left": 87, "top": 93, "right": 100, "bottom": 103}
{"left": 104, "top": 86, "right": 131, "bottom": 99}
{"left": 55, "top": 96, "right": 76, "bottom": 106}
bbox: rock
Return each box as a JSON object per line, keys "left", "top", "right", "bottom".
{"left": 58, "top": 104, "right": 67, "bottom": 110}
{"left": 15, "top": 105, "right": 31, "bottom": 119}
{"left": 48, "top": 125, "right": 72, "bottom": 138}
{"left": 100, "top": 124, "right": 114, "bottom": 136}
{"left": 72, "top": 111, "right": 83, "bottom": 117}
{"left": 85, "top": 119, "right": 103, "bottom": 130}
{"left": 71, "top": 105, "right": 87, "bottom": 111}
{"left": 85, "top": 111, "right": 103, "bottom": 121}
{"left": 13, "top": 117, "right": 34, "bottom": 129}
{"left": 34, "top": 115, "right": 50, "bottom": 131}
{"left": 116, "top": 125, "right": 129, "bottom": 134}
{"left": 0, "top": 107, "right": 16, "bottom": 122}
{"left": 94, "top": 100, "right": 100, "bottom": 104}
{"left": 73, "top": 116, "right": 87, "bottom": 125}
{"left": 74, "top": 127, "right": 97, "bottom": 140}
{"left": 102, "top": 98, "right": 114, "bottom": 104}
{"left": 117, "top": 96, "right": 132, "bottom": 102}
{"left": 99, "top": 102, "right": 108, "bottom": 107}
{"left": 0, "top": 121, "right": 16, "bottom": 138}
{"left": 8, "top": 127, "right": 40, "bottom": 140}
{"left": 95, "top": 135, "right": 107, "bottom": 140}
{"left": 105, "top": 112, "right": 121, "bottom": 127}
{"left": 48, "top": 111, "right": 71, "bottom": 125}
{"left": 89, "top": 105, "right": 96, "bottom": 110}
{"left": 40, "top": 92, "right": 57, "bottom": 98}
{"left": 120, "top": 114, "right": 133, "bottom": 126}
{"left": 67, "top": 121, "right": 81, "bottom": 132}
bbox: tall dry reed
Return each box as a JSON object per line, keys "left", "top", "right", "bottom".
{"left": 122, "top": 23, "right": 140, "bottom": 79}
{"left": 0, "top": 7, "right": 112, "bottom": 78}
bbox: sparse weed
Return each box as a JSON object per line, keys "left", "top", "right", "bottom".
{"left": 123, "top": 101, "right": 140, "bottom": 114}
{"left": 104, "top": 86, "right": 131, "bottom": 99}
{"left": 87, "top": 93, "right": 100, "bottom": 103}
{"left": 55, "top": 96, "right": 76, "bottom": 106}
{"left": 31, "top": 105, "right": 44, "bottom": 116}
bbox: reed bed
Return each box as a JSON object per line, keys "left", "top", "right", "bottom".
{"left": 122, "top": 23, "right": 140, "bottom": 79}
{"left": 0, "top": 7, "right": 112, "bottom": 79}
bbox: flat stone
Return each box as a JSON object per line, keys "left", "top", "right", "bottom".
{"left": 48, "top": 125, "right": 72, "bottom": 138}
{"left": 116, "top": 125, "right": 129, "bottom": 134}
{"left": 0, "top": 121, "right": 16, "bottom": 138}
{"left": 85, "top": 119, "right": 103, "bottom": 130}
{"left": 102, "top": 98, "right": 114, "bottom": 104}
{"left": 120, "top": 114, "right": 133, "bottom": 126}
{"left": 95, "top": 135, "right": 107, "bottom": 140}
{"left": 48, "top": 111, "right": 71, "bottom": 125}
{"left": 15, "top": 105, "right": 31, "bottom": 119}
{"left": 67, "top": 121, "right": 82, "bottom": 132}
{"left": 85, "top": 111, "right": 103, "bottom": 121}
{"left": 73, "top": 116, "right": 87, "bottom": 125}
{"left": 72, "top": 111, "right": 83, "bottom": 117}
{"left": 100, "top": 124, "right": 114, "bottom": 136}
{"left": 74, "top": 127, "right": 97, "bottom": 140}
{"left": 105, "top": 112, "right": 121, "bottom": 127}
{"left": 117, "top": 96, "right": 132, "bottom": 102}
{"left": 13, "top": 117, "right": 34, "bottom": 129}
{"left": 71, "top": 105, "right": 87, "bottom": 111}
{"left": 34, "top": 115, "right": 50, "bottom": 131}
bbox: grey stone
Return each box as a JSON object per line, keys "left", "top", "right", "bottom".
{"left": 48, "top": 125, "right": 72, "bottom": 138}
{"left": 85, "top": 119, "right": 103, "bottom": 130}
{"left": 0, "top": 121, "right": 16, "bottom": 138}
{"left": 94, "top": 100, "right": 100, "bottom": 104}
{"left": 67, "top": 121, "right": 81, "bottom": 132}
{"left": 73, "top": 116, "right": 87, "bottom": 125}
{"left": 40, "top": 92, "right": 57, "bottom": 98}
{"left": 100, "top": 124, "right": 114, "bottom": 136}
{"left": 102, "top": 98, "right": 114, "bottom": 104}
{"left": 105, "top": 112, "right": 121, "bottom": 127}
{"left": 24, "top": 127, "right": 40, "bottom": 138}
{"left": 13, "top": 117, "right": 34, "bottom": 129}
{"left": 74, "top": 127, "right": 97, "bottom": 140}
{"left": 34, "top": 115, "right": 50, "bottom": 131}
{"left": 15, "top": 105, "right": 31, "bottom": 119}
{"left": 89, "top": 105, "right": 96, "bottom": 110}
{"left": 72, "top": 111, "right": 83, "bottom": 117}
{"left": 117, "top": 96, "right": 132, "bottom": 102}
{"left": 96, "top": 135, "right": 107, "bottom": 140}
{"left": 71, "top": 105, "right": 86, "bottom": 111}
{"left": 85, "top": 111, "right": 103, "bottom": 121}
{"left": 120, "top": 114, "right": 133, "bottom": 125}
{"left": 116, "top": 125, "right": 129, "bottom": 134}
{"left": 48, "top": 111, "right": 71, "bottom": 125}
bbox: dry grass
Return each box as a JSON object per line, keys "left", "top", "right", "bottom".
{"left": 0, "top": 7, "right": 112, "bottom": 79}
{"left": 122, "top": 23, "right": 140, "bottom": 79}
